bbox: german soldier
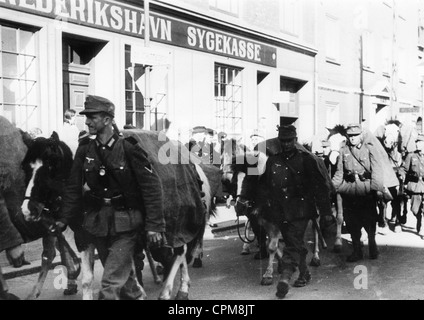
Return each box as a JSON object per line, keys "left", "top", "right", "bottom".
{"left": 238, "top": 125, "right": 333, "bottom": 299}
{"left": 400, "top": 134, "right": 424, "bottom": 238}
{"left": 332, "top": 123, "right": 386, "bottom": 262}
{"left": 58, "top": 95, "right": 165, "bottom": 300}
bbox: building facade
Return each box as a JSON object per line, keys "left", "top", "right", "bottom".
{"left": 315, "top": 0, "right": 424, "bottom": 140}
{"left": 0, "top": 0, "right": 321, "bottom": 145}
{"left": 1, "top": 0, "right": 422, "bottom": 146}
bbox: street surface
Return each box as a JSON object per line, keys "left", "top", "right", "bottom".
{"left": 4, "top": 209, "right": 424, "bottom": 300}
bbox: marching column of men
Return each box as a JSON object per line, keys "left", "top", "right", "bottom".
{"left": 1, "top": 113, "right": 422, "bottom": 299}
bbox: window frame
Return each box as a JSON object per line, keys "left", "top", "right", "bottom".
{"left": 214, "top": 63, "right": 243, "bottom": 136}
{"left": 0, "top": 23, "right": 39, "bottom": 130}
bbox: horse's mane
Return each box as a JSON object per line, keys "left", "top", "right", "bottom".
{"left": 386, "top": 119, "right": 401, "bottom": 127}
{"left": 22, "top": 133, "right": 74, "bottom": 182}
{"left": 327, "top": 124, "right": 347, "bottom": 139}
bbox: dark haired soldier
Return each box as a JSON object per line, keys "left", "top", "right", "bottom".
{"left": 58, "top": 95, "right": 165, "bottom": 300}
{"left": 237, "top": 125, "right": 333, "bottom": 299}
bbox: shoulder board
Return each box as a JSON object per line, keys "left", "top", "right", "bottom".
{"left": 78, "top": 136, "right": 91, "bottom": 146}
{"left": 124, "top": 136, "right": 138, "bottom": 145}
{"left": 123, "top": 136, "right": 148, "bottom": 158}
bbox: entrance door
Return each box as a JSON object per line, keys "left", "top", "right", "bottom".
{"left": 63, "top": 64, "right": 90, "bottom": 131}
{"left": 62, "top": 36, "right": 106, "bottom": 132}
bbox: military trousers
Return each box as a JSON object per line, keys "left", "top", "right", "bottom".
{"left": 94, "top": 230, "right": 144, "bottom": 300}
{"left": 342, "top": 195, "right": 378, "bottom": 245}
{"left": 279, "top": 218, "right": 310, "bottom": 279}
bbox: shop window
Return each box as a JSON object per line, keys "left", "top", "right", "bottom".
{"left": 0, "top": 24, "right": 38, "bottom": 130}
{"left": 214, "top": 63, "right": 243, "bottom": 135}
{"left": 209, "top": 0, "right": 239, "bottom": 16}
{"left": 124, "top": 44, "right": 167, "bottom": 130}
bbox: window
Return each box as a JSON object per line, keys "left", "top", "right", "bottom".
{"left": 209, "top": 0, "right": 239, "bottom": 16}
{"left": 381, "top": 37, "right": 391, "bottom": 75}
{"left": 325, "top": 15, "right": 340, "bottom": 63}
{"left": 398, "top": 47, "right": 406, "bottom": 83}
{"left": 362, "top": 30, "right": 374, "bottom": 70}
{"left": 124, "top": 44, "right": 167, "bottom": 130}
{"left": 325, "top": 101, "right": 340, "bottom": 128}
{"left": 280, "top": 0, "right": 301, "bottom": 36}
{"left": 214, "top": 63, "right": 243, "bottom": 135}
{"left": 0, "top": 24, "right": 38, "bottom": 130}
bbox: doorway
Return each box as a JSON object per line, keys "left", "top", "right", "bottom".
{"left": 62, "top": 35, "right": 106, "bottom": 131}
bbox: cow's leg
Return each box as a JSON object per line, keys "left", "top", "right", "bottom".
{"left": 175, "top": 257, "right": 190, "bottom": 300}
{"left": 145, "top": 247, "right": 162, "bottom": 284}
{"left": 192, "top": 238, "right": 203, "bottom": 268}
{"left": 80, "top": 244, "right": 95, "bottom": 300}
{"left": 27, "top": 236, "right": 56, "bottom": 300}
{"left": 158, "top": 245, "right": 186, "bottom": 300}
{"left": 417, "top": 201, "right": 424, "bottom": 239}
{"left": 310, "top": 223, "right": 320, "bottom": 267}
{"left": 55, "top": 232, "right": 81, "bottom": 296}
{"left": 261, "top": 236, "right": 279, "bottom": 286}
{"left": 333, "top": 194, "right": 344, "bottom": 253}
{"left": 241, "top": 225, "right": 253, "bottom": 255}
{"left": 377, "top": 200, "right": 390, "bottom": 234}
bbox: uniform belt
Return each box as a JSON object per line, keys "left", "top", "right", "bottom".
{"left": 88, "top": 193, "right": 125, "bottom": 207}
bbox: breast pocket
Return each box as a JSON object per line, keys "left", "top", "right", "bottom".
{"left": 110, "top": 160, "right": 128, "bottom": 182}
{"left": 83, "top": 160, "right": 100, "bottom": 188}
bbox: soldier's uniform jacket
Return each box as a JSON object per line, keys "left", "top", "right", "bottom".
{"left": 242, "top": 139, "right": 333, "bottom": 223}
{"left": 332, "top": 142, "right": 385, "bottom": 196}
{"left": 60, "top": 134, "right": 165, "bottom": 237}
{"left": 400, "top": 152, "right": 424, "bottom": 194}
{"left": 0, "top": 204, "right": 23, "bottom": 252}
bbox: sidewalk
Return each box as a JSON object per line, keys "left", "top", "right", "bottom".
{"left": 1, "top": 204, "right": 245, "bottom": 279}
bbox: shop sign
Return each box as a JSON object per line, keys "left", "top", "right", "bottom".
{"left": 399, "top": 107, "right": 420, "bottom": 113}
{"left": 0, "top": 0, "right": 277, "bottom": 67}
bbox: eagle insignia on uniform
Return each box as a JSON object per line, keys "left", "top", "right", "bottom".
{"left": 86, "top": 157, "right": 94, "bottom": 163}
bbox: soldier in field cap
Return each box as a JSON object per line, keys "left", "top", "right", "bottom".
{"left": 80, "top": 95, "right": 115, "bottom": 118}
{"left": 236, "top": 123, "right": 334, "bottom": 299}
{"left": 59, "top": 94, "right": 165, "bottom": 300}
{"left": 332, "top": 122, "right": 386, "bottom": 263}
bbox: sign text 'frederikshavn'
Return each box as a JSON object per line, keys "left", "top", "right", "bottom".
{"left": 0, "top": 0, "right": 277, "bottom": 67}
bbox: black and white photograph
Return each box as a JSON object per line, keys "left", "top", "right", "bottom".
{"left": 1, "top": 0, "right": 424, "bottom": 305}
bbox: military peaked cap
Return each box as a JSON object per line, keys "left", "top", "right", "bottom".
{"left": 192, "top": 126, "right": 206, "bottom": 134}
{"left": 80, "top": 95, "right": 115, "bottom": 117}
{"left": 278, "top": 125, "right": 297, "bottom": 139}
{"left": 346, "top": 123, "right": 362, "bottom": 135}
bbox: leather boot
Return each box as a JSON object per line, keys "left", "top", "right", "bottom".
{"left": 293, "top": 251, "right": 311, "bottom": 287}
{"left": 346, "top": 241, "right": 363, "bottom": 262}
{"left": 276, "top": 270, "right": 292, "bottom": 299}
{"left": 368, "top": 237, "right": 379, "bottom": 260}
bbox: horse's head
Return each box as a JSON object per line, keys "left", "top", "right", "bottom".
{"left": 326, "top": 125, "right": 347, "bottom": 165}
{"left": 226, "top": 151, "right": 267, "bottom": 215}
{"left": 21, "top": 131, "right": 73, "bottom": 221}
{"left": 382, "top": 122, "right": 401, "bottom": 152}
